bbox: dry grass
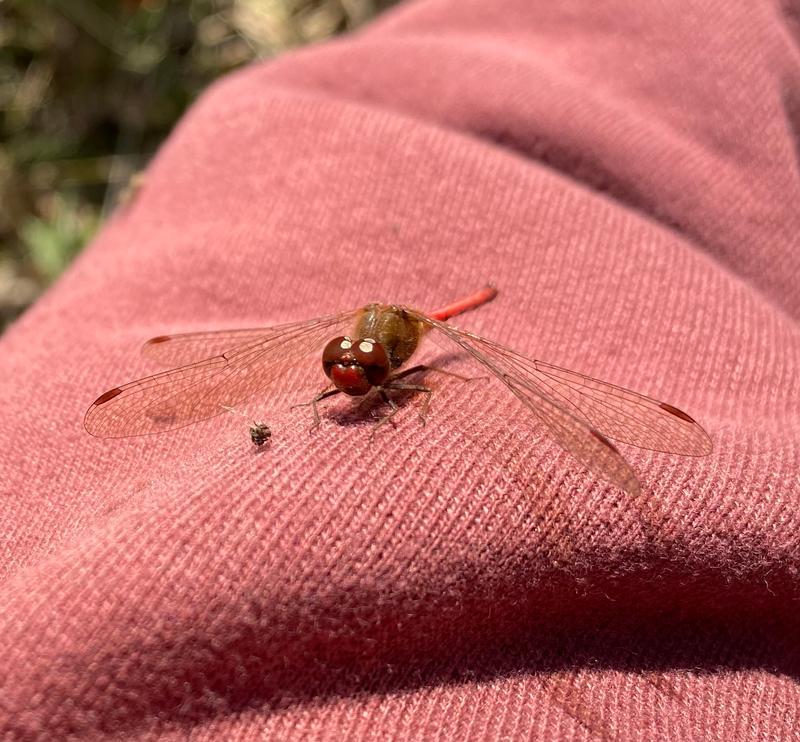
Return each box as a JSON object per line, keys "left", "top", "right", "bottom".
{"left": 0, "top": 0, "right": 400, "bottom": 329}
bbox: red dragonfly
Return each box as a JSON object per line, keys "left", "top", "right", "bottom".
{"left": 85, "top": 286, "right": 712, "bottom": 496}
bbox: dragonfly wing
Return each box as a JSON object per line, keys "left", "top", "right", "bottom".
{"left": 503, "top": 374, "right": 642, "bottom": 496}
{"left": 413, "top": 311, "right": 710, "bottom": 494}
{"left": 85, "top": 309, "right": 359, "bottom": 438}
{"left": 141, "top": 316, "right": 340, "bottom": 367}
{"left": 529, "top": 360, "right": 712, "bottom": 456}
{"left": 416, "top": 314, "right": 711, "bottom": 455}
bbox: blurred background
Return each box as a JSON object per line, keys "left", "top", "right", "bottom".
{"left": 0, "top": 0, "right": 399, "bottom": 331}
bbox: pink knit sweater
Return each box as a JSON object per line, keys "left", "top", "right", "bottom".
{"left": 2, "top": 0, "right": 799, "bottom": 738}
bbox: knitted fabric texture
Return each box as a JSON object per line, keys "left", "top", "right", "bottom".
{"left": 2, "top": 0, "right": 799, "bottom": 739}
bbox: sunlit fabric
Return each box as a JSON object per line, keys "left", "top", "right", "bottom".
{"left": 1, "top": 0, "right": 798, "bottom": 738}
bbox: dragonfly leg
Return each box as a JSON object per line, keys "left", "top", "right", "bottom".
{"left": 370, "top": 389, "right": 402, "bottom": 438}
{"left": 386, "top": 363, "right": 483, "bottom": 426}
{"left": 380, "top": 381, "right": 433, "bottom": 426}
{"left": 292, "top": 387, "right": 342, "bottom": 429}
{"left": 391, "top": 363, "right": 486, "bottom": 384}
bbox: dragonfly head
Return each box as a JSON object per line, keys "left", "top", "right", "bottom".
{"left": 322, "top": 336, "right": 391, "bottom": 396}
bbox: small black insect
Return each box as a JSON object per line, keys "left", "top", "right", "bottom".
{"left": 248, "top": 422, "right": 271, "bottom": 447}
{"left": 219, "top": 406, "right": 271, "bottom": 447}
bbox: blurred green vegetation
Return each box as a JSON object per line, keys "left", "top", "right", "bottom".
{"left": 0, "top": 0, "right": 399, "bottom": 329}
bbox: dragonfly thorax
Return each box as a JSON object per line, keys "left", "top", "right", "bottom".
{"left": 354, "top": 304, "right": 423, "bottom": 369}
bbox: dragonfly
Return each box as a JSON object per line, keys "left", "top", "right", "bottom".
{"left": 84, "top": 286, "right": 712, "bottom": 496}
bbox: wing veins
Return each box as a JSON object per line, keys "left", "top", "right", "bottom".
{"left": 86, "top": 310, "right": 358, "bottom": 437}
{"left": 414, "top": 312, "right": 640, "bottom": 494}
{"left": 449, "top": 331, "right": 709, "bottom": 455}
{"left": 145, "top": 313, "right": 348, "bottom": 425}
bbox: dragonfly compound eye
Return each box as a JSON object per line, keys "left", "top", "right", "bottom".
{"left": 322, "top": 336, "right": 353, "bottom": 377}
{"left": 351, "top": 338, "right": 390, "bottom": 386}
{"left": 322, "top": 336, "right": 379, "bottom": 396}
